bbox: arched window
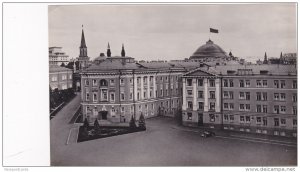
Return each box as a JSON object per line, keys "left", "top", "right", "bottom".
{"left": 100, "top": 79, "right": 108, "bottom": 87}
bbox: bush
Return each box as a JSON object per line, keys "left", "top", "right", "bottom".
{"left": 83, "top": 118, "right": 89, "bottom": 129}
{"left": 94, "top": 119, "right": 101, "bottom": 134}
{"left": 138, "top": 113, "right": 146, "bottom": 130}
{"left": 129, "top": 115, "right": 137, "bottom": 129}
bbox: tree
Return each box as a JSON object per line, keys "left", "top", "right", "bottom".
{"left": 138, "top": 113, "right": 146, "bottom": 130}
{"left": 81, "top": 118, "right": 90, "bottom": 140}
{"left": 129, "top": 115, "right": 137, "bottom": 129}
{"left": 93, "top": 119, "right": 101, "bottom": 135}
{"left": 61, "top": 63, "right": 65, "bottom": 67}
{"left": 176, "top": 109, "right": 183, "bottom": 125}
{"left": 83, "top": 118, "right": 90, "bottom": 129}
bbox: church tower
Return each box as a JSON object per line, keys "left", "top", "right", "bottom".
{"left": 121, "top": 44, "right": 126, "bottom": 57}
{"left": 263, "top": 52, "right": 268, "bottom": 64}
{"left": 107, "top": 42, "right": 111, "bottom": 57}
{"left": 78, "top": 25, "right": 90, "bottom": 70}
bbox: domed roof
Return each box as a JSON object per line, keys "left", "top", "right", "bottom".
{"left": 190, "top": 39, "right": 228, "bottom": 59}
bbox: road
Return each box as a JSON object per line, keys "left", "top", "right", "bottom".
{"left": 50, "top": 94, "right": 81, "bottom": 164}
{"left": 51, "top": 110, "right": 297, "bottom": 166}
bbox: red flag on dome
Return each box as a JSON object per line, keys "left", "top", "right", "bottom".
{"left": 210, "top": 28, "right": 219, "bottom": 33}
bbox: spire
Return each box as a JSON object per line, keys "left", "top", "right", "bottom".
{"left": 263, "top": 52, "right": 268, "bottom": 64}
{"left": 121, "top": 43, "right": 126, "bottom": 57}
{"left": 264, "top": 52, "right": 267, "bottom": 59}
{"left": 79, "top": 25, "right": 88, "bottom": 58}
{"left": 80, "top": 25, "right": 87, "bottom": 48}
{"left": 107, "top": 42, "right": 111, "bottom": 57}
{"left": 280, "top": 52, "right": 283, "bottom": 59}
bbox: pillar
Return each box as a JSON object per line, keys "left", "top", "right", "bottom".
{"left": 182, "top": 78, "right": 187, "bottom": 110}
{"left": 153, "top": 75, "right": 157, "bottom": 98}
{"left": 215, "top": 78, "right": 220, "bottom": 112}
{"left": 147, "top": 75, "right": 150, "bottom": 99}
{"left": 141, "top": 76, "right": 144, "bottom": 99}
{"left": 193, "top": 78, "right": 197, "bottom": 111}
{"left": 204, "top": 78, "right": 208, "bottom": 111}
{"left": 134, "top": 75, "right": 138, "bottom": 100}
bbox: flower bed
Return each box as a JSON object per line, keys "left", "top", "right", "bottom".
{"left": 77, "top": 126, "right": 145, "bottom": 142}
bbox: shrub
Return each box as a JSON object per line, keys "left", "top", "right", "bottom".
{"left": 94, "top": 119, "right": 101, "bottom": 134}
{"left": 129, "top": 115, "right": 137, "bottom": 129}
{"left": 138, "top": 113, "right": 146, "bottom": 130}
{"left": 83, "top": 118, "right": 89, "bottom": 129}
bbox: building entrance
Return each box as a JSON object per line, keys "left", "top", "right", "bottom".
{"left": 198, "top": 113, "right": 203, "bottom": 126}
{"left": 98, "top": 111, "right": 108, "bottom": 120}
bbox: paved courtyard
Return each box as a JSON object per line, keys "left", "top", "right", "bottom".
{"left": 51, "top": 96, "right": 297, "bottom": 166}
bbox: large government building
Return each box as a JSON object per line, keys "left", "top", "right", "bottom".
{"left": 182, "top": 65, "right": 297, "bottom": 137}
{"left": 77, "top": 28, "right": 297, "bottom": 137}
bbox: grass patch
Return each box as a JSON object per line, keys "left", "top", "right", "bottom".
{"left": 77, "top": 126, "right": 145, "bottom": 142}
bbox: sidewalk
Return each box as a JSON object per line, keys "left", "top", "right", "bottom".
{"left": 171, "top": 124, "right": 297, "bottom": 144}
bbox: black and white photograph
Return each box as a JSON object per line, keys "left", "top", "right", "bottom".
{"left": 2, "top": 2, "right": 298, "bottom": 169}
{"left": 48, "top": 3, "right": 297, "bottom": 166}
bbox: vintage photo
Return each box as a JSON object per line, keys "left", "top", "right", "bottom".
{"left": 49, "top": 4, "right": 297, "bottom": 166}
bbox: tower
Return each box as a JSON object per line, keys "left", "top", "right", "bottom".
{"left": 79, "top": 27, "right": 87, "bottom": 57}
{"left": 107, "top": 42, "right": 111, "bottom": 57}
{"left": 263, "top": 52, "right": 268, "bottom": 64}
{"left": 280, "top": 52, "right": 283, "bottom": 64}
{"left": 78, "top": 25, "right": 90, "bottom": 70}
{"left": 121, "top": 43, "right": 126, "bottom": 57}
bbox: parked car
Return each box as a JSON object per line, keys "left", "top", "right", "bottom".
{"left": 200, "top": 131, "right": 216, "bottom": 137}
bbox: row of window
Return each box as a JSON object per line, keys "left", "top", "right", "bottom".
{"left": 157, "top": 75, "right": 178, "bottom": 82}
{"left": 51, "top": 74, "right": 72, "bottom": 81}
{"left": 224, "top": 103, "right": 297, "bottom": 114}
{"left": 85, "top": 75, "right": 179, "bottom": 87}
{"left": 223, "top": 91, "right": 297, "bottom": 102}
{"left": 86, "top": 89, "right": 181, "bottom": 105}
{"left": 51, "top": 83, "right": 72, "bottom": 90}
{"left": 186, "top": 79, "right": 216, "bottom": 87}
{"left": 86, "top": 104, "right": 156, "bottom": 116}
{"left": 85, "top": 88, "right": 180, "bottom": 102}
{"left": 187, "top": 90, "right": 216, "bottom": 99}
{"left": 224, "top": 79, "right": 297, "bottom": 89}
{"left": 187, "top": 101, "right": 215, "bottom": 110}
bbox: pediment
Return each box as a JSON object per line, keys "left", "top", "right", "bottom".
{"left": 183, "top": 68, "right": 218, "bottom": 77}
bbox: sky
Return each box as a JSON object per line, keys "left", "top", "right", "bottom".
{"left": 48, "top": 4, "right": 297, "bottom": 62}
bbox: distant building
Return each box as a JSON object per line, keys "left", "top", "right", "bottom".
{"left": 257, "top": 52, "right": 297, "bottom": 65}
{"left": 49, "top": 47, "right": 70, "bottom": 66}
{"left": 281, "top": 53, "right": 297, "bottom": 65}
{"left": 49, "top": 65, "right": 73, "bottom": 90}
{"left": 263, "top": 52, "right": 268, "bottom": 64}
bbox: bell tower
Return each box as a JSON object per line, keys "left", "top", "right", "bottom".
{"left": 78, "top": 25, "right": 90, "bottom": 70}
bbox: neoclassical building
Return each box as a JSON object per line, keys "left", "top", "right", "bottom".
{"left": 182, "top": 65, "right": 297, "bottom": 137}
{"left": 77, "top": 28, "right": 297, "bottom": 137}
{"left": 78, "top": 28, "right": 199, "bottom": 123}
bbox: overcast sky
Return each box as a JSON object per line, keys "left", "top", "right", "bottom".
{"left": 48, "top": 4, "right": 297, "bottom": 62}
